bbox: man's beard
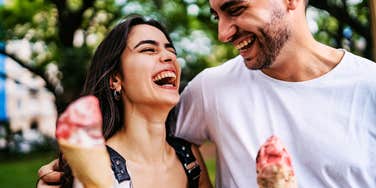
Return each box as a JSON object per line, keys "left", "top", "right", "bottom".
{"left": 247, "top": 9, "right": 290, "bottom": 70}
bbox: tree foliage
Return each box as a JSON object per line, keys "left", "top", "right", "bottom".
{"left": 0, "top": 0, "right": 373, "bottom": 110}
{"left": 310, "top": 0, "right": 372, "bottom": 58}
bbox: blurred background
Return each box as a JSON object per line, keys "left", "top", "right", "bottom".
{"left": 0, "top": 0, "right": 374, "bottom": 187}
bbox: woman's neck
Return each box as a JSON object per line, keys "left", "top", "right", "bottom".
{"left": 107, "top": 105, "right": 174, "bottom": 164}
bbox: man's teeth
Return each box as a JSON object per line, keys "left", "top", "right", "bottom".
{"left": 152, "top": 71, "right": 176, "bottom": 82}
{"left": 235, "top": 38, "right": 254, "bottom": 50}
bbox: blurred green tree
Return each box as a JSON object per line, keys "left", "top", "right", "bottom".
{"left": 0, "top": 0, "right": 124, "bottom": 111}
{"left": 0, "top": 0, "right": 373, "bottom": 111}
{"left": 310, "top": 0, "right": 373, "bottom": 59}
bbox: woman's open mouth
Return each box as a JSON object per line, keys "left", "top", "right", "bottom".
{"left": 152, "top": 70, "right": 177, "bottom": 88}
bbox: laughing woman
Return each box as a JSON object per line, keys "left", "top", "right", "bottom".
{"left": 50, "top": 16, "right": 212, "bottom": 188}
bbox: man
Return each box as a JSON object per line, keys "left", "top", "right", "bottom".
{"left": 174, "top": 0, "right": 376, "bottom": 187}
{"left": 39, "top": 0, "right": 376, "bottom": 187}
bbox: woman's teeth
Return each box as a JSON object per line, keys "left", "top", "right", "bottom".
{"left": 152, "top": 71, "right": 176, "bottom": 82}
{"left": 152, "top": 71, "right": 176, "bottom": 86}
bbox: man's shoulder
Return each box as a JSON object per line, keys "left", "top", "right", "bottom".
{"left": 340, "top": 51, "right": 376, "bottom": 78}
{"left": 337, "top": 51, "right": 376, "bottom": 87}
{"left": 197, "top": 55, "right": 245, "bottom": 79}
{"left": 344, "top": 50, "right": 375, "bottom": 66}
{"left": 182, "top": 55, "right": 245, "bottom": 95}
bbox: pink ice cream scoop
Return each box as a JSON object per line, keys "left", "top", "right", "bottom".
{"left": 56, "top": 95, "right": 114, "bottom": 188}
{"left": 56, "top": 95, "right": 104, "bottom": 147}
{"left": 256, "top": 135, "right": 297, "bottom": 188}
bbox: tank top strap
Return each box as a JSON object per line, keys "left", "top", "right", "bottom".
{"left": 167, "top": 136, "right": 201, "bottom": 188}
{"left": 106, "top": 145, "right": 131, "bottom": 183}
{"left": 106, "top": 137, "right": 201, "bottom": 188}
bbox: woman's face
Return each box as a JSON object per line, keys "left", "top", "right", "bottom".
{"left": 120, "top": 24, "right": 180, "bottom": 108}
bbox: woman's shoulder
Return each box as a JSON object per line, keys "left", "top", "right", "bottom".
{"left": 167, "top": 136, "right": 201, "bottom": 185}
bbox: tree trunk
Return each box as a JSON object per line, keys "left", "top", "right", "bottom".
{"left": 370, "top": 0, "right": 376, "bottom": 61}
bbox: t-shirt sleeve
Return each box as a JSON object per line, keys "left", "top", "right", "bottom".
{"left": 174, "top": 72, "right": 210, "bottom": 146}
{"left": 367, "top": 88, "right": 376, "bottom": 171}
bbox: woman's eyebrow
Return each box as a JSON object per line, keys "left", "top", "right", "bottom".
{"left": 133, "top": 40, "right": 158, "bottom": 49}
{"left": 165, "top": 43, "right": 174, "bottom": 49}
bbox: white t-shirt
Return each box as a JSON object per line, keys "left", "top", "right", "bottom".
{"left": 175, "top": 50, "right": 376, "bottom": 188}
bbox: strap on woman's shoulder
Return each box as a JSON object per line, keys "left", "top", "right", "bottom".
{"left": 106, "top": 146, "right": 131, "bottom": 183}
{"left": 167, "top": 137, "right": 201, "bottom": 188}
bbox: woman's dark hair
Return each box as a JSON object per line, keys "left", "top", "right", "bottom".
{"left": 58, "top": 15, "right": 175, "bottom": 187}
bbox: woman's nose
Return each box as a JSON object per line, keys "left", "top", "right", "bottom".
{"left": 159, "top": 49, "right": 175, "bottom": 63}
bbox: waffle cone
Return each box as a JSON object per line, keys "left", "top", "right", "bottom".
{"left": 257, "top": 164, "right": 297, "bottom": 188}
{"left": 59, "top": 139, "right": 113, "bottom": 188}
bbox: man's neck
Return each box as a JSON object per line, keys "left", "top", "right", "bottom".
{"left": 261, "top": 39, "right": 344, "bottom": 82}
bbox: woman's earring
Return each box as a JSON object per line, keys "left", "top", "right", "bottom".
{"left": 113, "top": 90, "right": 121, "bottom": 101}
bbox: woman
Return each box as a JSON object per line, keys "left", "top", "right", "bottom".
{"left": 40, "top": 16, "right": 212, "bottom": 188}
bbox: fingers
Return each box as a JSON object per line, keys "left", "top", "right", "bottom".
{"left": 39, "top": 171, "right": 63, "bottom": 183}
{"left": 36, "top": 178, "right": 61, "bottom": 188}
{"left": 38, "top": 159, "right": 63, "bottom": 185}
{"left": 38, "top": 159, "right": 59, "bottom": 177}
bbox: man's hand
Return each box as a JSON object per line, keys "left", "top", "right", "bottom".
{"left": 37, "top": 159, "right": 62, "bottom": 188}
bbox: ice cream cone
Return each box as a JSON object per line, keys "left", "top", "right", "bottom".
{"left": 56, "top": 96, "right": 114, "bottom": 188}
{"left": 59, "top": 139, "right": 113, "bottom": 188}
{"left": 256, "top": 135, "right": 298, "bottom": 188}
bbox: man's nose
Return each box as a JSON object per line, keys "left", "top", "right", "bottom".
{"left": 218, "top": 18, "right": 236, "bottom": 43}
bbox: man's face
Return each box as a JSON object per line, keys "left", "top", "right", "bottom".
{"left": 209, "top": 0, "right": 291, "bottom": 70}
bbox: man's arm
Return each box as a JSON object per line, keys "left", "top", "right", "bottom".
{"left": 37, "top": 159, "right": 62, "bottom": 188}
{"left": 175, "top": 71, "right": 210, "bottom": 145}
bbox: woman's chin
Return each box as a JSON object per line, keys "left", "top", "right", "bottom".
{"left": 146, "top": 96, "right": 179, "bottom": 110}
{"left": 164, "top": 97, "right": 179, "bottom": 108}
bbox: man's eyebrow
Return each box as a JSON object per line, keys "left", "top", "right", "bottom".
{"left": 210, "top": 8, "right": 217, "bottom": 16}
{"left": 133, "top": 40, "right": 158, "bottom": 49}
{"left": 220, "top": 0, "right": 244, "bottom": 11}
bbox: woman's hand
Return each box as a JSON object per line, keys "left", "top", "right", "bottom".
{"left": 37, "top": 159, "right": 62, "bottom": 188}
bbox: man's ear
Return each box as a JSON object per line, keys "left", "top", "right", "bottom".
{"left": 109, "top": 73, "right": 122, "bottom": 91}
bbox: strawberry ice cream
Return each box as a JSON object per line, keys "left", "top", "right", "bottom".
{"left": 56, "top": 95, "right": 113, "bottom": 188}
{"left": 256, "top": 135, "right": 297, "bottom": 188}
{"left": 56, "top": 95, "right": 104, "bottom": 147}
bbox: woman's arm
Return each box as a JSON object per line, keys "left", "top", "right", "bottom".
{"left": 191, "top": 144, "right": 214, "bottom": 188}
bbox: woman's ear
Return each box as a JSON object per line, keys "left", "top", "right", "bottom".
{"left": 109, "top": 73, "right": 123, "bottom": 91}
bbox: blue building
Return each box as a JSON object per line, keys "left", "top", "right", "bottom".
{"left": 0, "top": 41, "right": 57, "bottom": 152}
{"left": 0, "top": 54, "right": 7, "bottom": 122}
